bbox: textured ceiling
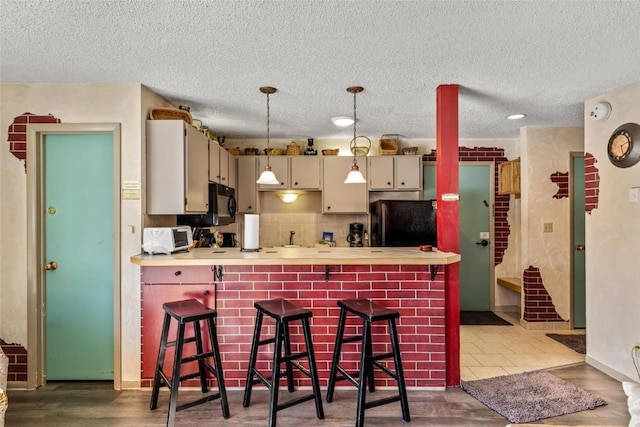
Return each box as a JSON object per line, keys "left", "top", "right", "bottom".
{"left": 2, "top": 1, "right": 639, "bottom": 140}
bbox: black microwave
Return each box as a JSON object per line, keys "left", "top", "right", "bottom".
{"left": 177, "top": 183, "right": 237, "bottom": 227}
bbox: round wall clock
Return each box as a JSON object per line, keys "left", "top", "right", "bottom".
{"left": 607, "top": 122, "right": 640, "bottom": 168}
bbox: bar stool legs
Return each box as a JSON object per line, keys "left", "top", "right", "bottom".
{"left": 243, "top": 298, "right": 324, "bottom": 427}
{"left": 326, "top": 298, "right": 410, "bottom": 427}
{"left": 150, "top": 299, "right": 229, "bottom": 427}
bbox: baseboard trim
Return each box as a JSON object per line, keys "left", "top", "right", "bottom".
{"left": 585, "top": 355, "right": 636, "bottom": 383}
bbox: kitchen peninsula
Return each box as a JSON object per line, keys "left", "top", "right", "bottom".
{"left": 131, "top": 247, "right": 460, "bottom": 390}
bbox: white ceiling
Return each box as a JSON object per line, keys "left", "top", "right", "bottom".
{"left": 2, "top": 1, "right": 639, "bottom": 140}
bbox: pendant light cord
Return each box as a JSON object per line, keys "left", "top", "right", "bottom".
{"left": 266, "top": 90, "right": 271, "bottom": 167}
{"left": 352, "top": 89, "right": 357, "bottom": 165}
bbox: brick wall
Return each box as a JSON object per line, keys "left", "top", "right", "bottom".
{"left": 550, "top": 172, "right": 569, "bottom": 199}
{"left": 0, "top": 339, "right": 28, "bottom": 383}
{"left": 6, "top": 112, "right": 61, "bottom": 171}
{"left": 423, "top": 147, "right": 510, "bottom": 265}
{"left": 584, "top": 152, "right": 600, "bottom": 214}
{"left": 140, "top": 264, "right": 447, "bottom": 390}
{"left": 522, "top": 266, "right": 563, "bottom": 322}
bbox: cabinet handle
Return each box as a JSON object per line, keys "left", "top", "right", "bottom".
{"left": 248, "top": 205, "right": 252, "bottom": 210}
{"left": 294, "top": 182, "right": 298, "bottom": 186}
{"left": 401, "top": 182, "right": 405, "bottom": 186}
{"left": 221, "top": 177, "right": 226, "bottom": 181}
{"left": 327, "top": 206, "right": 331, "bottom": 211}
{"left": 387, "top": 182, "right": 391, "bottom": 186}
{"left": 174, "top": 270, "right": 182, "bottom": 276}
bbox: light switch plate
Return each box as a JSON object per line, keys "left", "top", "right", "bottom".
{"left": 480, "top": 232, "right": 490, "bottom": 239}
{"left": 629, "top": 187, "right": 639, "bottom": 203}
{"left": 543, "top": 222, "right": 553, "bottom": 233}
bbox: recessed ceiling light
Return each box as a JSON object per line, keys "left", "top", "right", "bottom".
{"left": 332, "top": 116, "right": 354, "bottom": 127}
{"left": 507, "top": 114, "right": 525, "bottom": 120}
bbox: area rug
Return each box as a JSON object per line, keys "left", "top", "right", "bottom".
{"left": 460, "top": 311, "right": 512, "bottom": 326}
{"left": 546, "top": 333, "right": 586, "bottom": 354}
{"left": 461, "top": 370, "right": 607, "bottom": 423}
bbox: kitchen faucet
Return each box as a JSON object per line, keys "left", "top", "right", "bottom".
{"left": 289, "top": 230, "right": 295, "bottom": 246}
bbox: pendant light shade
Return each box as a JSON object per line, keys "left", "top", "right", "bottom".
{"left": 344, "top": 86, "right": 366, "bottom": 184}
{"left": 256, "top": 86, "right": 280, "bottom": 185}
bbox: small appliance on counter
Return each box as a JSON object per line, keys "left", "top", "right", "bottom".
{"left": 177, "top": 183, "right": 236, "bottom": 227}
{"left": 347, "top": 222, "right": 364, "bottom": 247}
{"left": 142, "top": 226, "right": 192, "bottom": 254}
{"left": 219, "top": 232, "right": 237, "bottom": 247}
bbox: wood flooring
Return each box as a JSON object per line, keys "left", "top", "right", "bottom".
{"left": 4, "top": 363, "right": 630, "bottom": 427}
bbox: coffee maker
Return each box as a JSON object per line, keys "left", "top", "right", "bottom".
{"left": 347, "top": 223, "right": 364, "bottom": 247}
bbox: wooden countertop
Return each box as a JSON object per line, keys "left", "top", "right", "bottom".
{"left": 130, "top": 246, "right": 460, "bottom": 267}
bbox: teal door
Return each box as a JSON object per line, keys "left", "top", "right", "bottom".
{"left": 572, "top": 156, "right": 586, "bottom": 329}
{"left": 424, "top": 164, "right": 492, "bottom": 310}
{"left": 44, "top": 134, "right": 114, "bottom": 380}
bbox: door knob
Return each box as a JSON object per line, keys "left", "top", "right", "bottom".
{"left": 576, "top": 244, "right": 585, "bottom": 251}
{"left": 475, "top": 239, "right": 489, "bottom": 247}
{"left": 44, "top": 261, "right": 58, "bottom": 271}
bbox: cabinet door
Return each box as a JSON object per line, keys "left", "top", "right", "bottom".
{"left": 141, "top": 283, "right": 215, "bottom": 380}
{"left": 322, "top": 156, "right": 368, "bottom": 213}
{"left": 227, "top": 153, "right": 237, "bottom": 190}
{"left": 367, "top": 156, "right": 394, "bottom": 190}
{"left": 219, "top": 148, "right": 230, "bottom": 187}
{"left": 291, "top": 156, "right": 321, "bottom": 190}
{"left": 185, "top": 125, "right": 210, "bottom": 212}
{"left": 237, "top": 156, "right": 258, "bottom": 213}
{"left": 394, "top": 155, "right": 422, "bottom": 190}
{"left": 258, "top": 156, "right": 288, "bottom": 190}
{"left": 208, "top": 141, "right": 221, "bottom": 183}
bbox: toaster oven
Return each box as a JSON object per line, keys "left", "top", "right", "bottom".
{"left": 142, "top": 226, "right": 192, "bottom": 254}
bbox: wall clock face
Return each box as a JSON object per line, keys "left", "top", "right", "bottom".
{"left": 607, "top": 123, "right": 640, "bottom": 168}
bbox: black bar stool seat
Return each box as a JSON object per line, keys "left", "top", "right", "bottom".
{"left": 150, "top": 299, "right": 229, "bottom": 427}
{"left": 326, "top": 298, "right": 410, "bottom": 427}
{"left": 243, "top": 298, "right": 324, "bottom": 427}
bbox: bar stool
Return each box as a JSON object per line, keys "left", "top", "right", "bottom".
{"left": 243, "top": 298, "right": 324, "bottom": 427}
{"left": 326, "top": 298, "right": 410, "bottom": 427}
{"left": 150, "top": 299, "right": 229, "bottom": 427}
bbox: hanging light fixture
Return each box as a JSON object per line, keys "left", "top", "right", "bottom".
{"left": 256, "top": 86, "right": 280, "bottom": 185}
{"left": 344, "top": 86, "right": 367, "bottom": 184}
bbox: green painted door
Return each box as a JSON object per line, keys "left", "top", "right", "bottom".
{"left": 44, "top": 134, "right": 114, "bottom": 380}
{"left": 572, "top": 156, "right": 586, "bottom": 329}
{"left": 424, "top": 164, "right": 492, "bottom": 310}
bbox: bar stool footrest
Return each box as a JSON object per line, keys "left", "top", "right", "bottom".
{"left": 364, "top": 395, "right": 401, "bottom": 410}
{"left": 176, "top": 392, "right": 224, "bottom": 413}
{"left": 335, "top": 365, "right": 360, "bottom": 387}
{"left": 277, "top": 393, "right": 317, "bottom": 411}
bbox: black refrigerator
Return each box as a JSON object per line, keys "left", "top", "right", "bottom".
{"left": 369, "top": 200, "right": 437, "bottom": 247}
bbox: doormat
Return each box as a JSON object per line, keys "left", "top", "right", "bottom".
{"left": 460, "top": 311, "right": 512, "bottom": 326}
{"left": 461, "top": 370, "right": 607, "bottom": 423}
{"left": 546, "top": 333, "right": 586, "bottom": 354}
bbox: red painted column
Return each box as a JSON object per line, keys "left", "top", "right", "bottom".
{"left": 436, "top": 84, "right": 460, "bottom": 387}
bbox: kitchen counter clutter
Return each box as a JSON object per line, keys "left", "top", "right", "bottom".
{"left": 135, "top": 246, "right": 460, "bottom": 391}
{"left": 131, "top": 246, "right": 460, "bottom": 266}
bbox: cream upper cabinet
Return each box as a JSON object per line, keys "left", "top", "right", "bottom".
{"left": 209, "top": 142, "right": 221, "bottom": 183}
{"left": 227, "top": 152, "right": 237, "bottom": 190}
{"left": 291, "top": 156, "right": 321, "bottom": 190}
{"left": 218, "top": 148, "right": 231, "bottom": 187}
{"left": 237, "top": 156, "right": 258, "bottom": 213}
{"left": 257, "top": 156, "right": 288, "bottom": 190}
{"left": 368, "top": 155, "right": 422, "bottom": 191}
{"left": 146, "top": 120, "right": 209, "bottom": 214}
{"left": 322, "top": 156, "right": 368, "bottom": 213}
{"left": 257, "top": 156, "right": 321, "bottom": 191}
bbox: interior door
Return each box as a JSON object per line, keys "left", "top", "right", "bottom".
{"left": 44, "top": 133, "right": 114, "bottom": 380}
{"left": 424, "top": 163, "right": 492, "bottom": 310}
{"left": 572, "top": 155, "right": 586, "bottom": 328}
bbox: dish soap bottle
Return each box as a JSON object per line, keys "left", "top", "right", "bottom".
{"left": 304, "top": 138, "right": 317, "bottom": 155}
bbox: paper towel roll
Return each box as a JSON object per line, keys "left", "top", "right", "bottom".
{"left": 243, "top": 214, "right": 260, "bottom": 250}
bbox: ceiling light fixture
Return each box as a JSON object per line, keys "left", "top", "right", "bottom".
{"left": 507, "top": 113, "right": 525, "bottom": 120}
{"left": 277, "top": 192, "right": 299, "bottom": 204}
{"left": 344, "top": 86, "right": 368, "bottom": 184}
{"left": 332, "top": 116, "right": 355, "bottom": 127}
{"left": 256, "top": 86, "right": 280, "bottom": 185}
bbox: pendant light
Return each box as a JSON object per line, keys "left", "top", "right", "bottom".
{"left": 344, "top": 86, "right": 367, "bottom": 184}
{"left": 256, "top": 86, "right": 280, "bottom": 185}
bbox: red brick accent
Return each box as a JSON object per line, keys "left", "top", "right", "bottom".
{"left": 6, "top": 112, "right": 62, "bottom": 171}
{"left": 584, "top": 152, "right": 600, "bottom": 214}
{"left": 522, "top": 266, "right": 564, "bottom": 322}
{"left": 423, "top": 147, "right": 510, "bottom": 265}
{"left": 140, "top": 264, "right": 446, "bottom": 389}
{"left": 550, "top": 172, "right": 569, "bottom": 199}
{"left": 1, "top": 339, "right": 29, "bottom": 383}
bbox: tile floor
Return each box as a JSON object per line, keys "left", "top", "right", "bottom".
{"left": 460, "top": 312, "right": 586, "bottom": 381}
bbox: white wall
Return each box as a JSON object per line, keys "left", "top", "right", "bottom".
{"left": 520, "top": 126, "right": 584, "bottom": 321}
{"left": 584, "top": 81, "right": 640, "bottom": 381}
{"left": 0, "top": 83, "right": 170, "bottom": 387}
